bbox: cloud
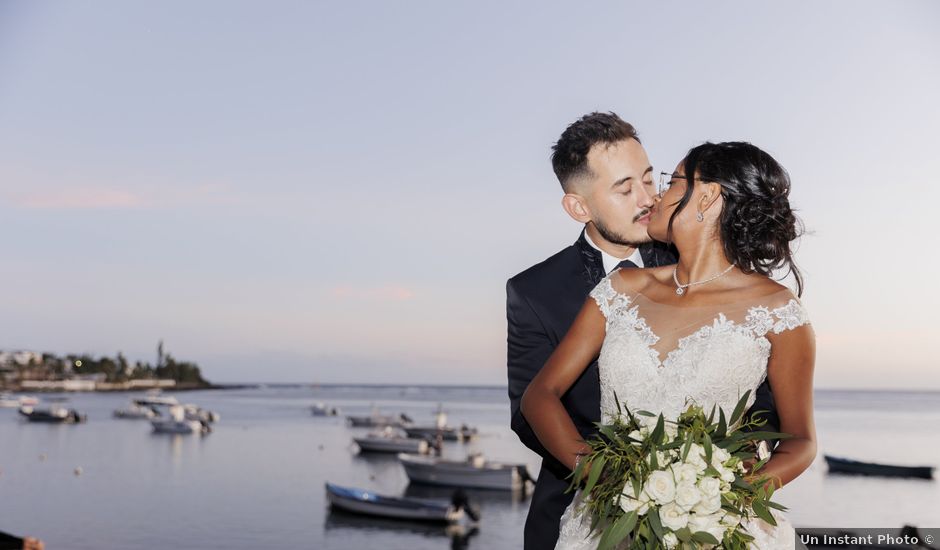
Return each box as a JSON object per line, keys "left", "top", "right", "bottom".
{"left": 9, "top": 188, "right": 146, "bottom": 209}
{"left": 5, "top": 183, "right": 236, "bottom": 210}
{"left": 329, "top": 284, "right": 415, "bottom": 301}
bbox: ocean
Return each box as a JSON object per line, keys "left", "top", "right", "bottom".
{"left": 0, "top": 386, "right": 938, "bottom": 549}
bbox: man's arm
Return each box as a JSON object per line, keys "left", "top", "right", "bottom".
{"left": 507, "top": 278, "right": 568, "bottom": 474}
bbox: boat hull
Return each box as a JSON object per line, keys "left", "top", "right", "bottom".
{"left": 325, "top": 483, "right": 460, "bottom": 523}
{"left": 355, "top": 437, "right": 429, "bottom": 454}
{"left": 825, "top": 455, "right": 934, "bottom": 479}
{"left": 398, "top": 453, "right": 523, "bottom": 491}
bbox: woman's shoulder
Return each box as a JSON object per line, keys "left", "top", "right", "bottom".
{"left": 610, "top": 264, "right": 673, "bottom": 296}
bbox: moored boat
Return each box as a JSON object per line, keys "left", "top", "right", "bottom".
{"left": 151, "top": 405, "right": 210, "bottom": 434}
{"left": 347, "top": 412, "right": 412, "bottom": 428}
{"left": 354, "top": 428, "right": 431, "bottom": 454}
{"left": 824, "top": 455, "right": 934, "bottom": 479}
{"left": 325, "top": 483, "right": 469, "bottom": 523}
{"left": 114, "top": 402, "right": 159, "bottom": 419}
{"left": 398, "top": 453, "right": 532, "bottom": 491}
{"left": 403, "top": 425, "right": 477, "bottom": 442}
{"left": 312, "top": 403, "right": 339, "bottom": 417}
{"left": 18, "top": 405, "right": 87, "bottom": 424}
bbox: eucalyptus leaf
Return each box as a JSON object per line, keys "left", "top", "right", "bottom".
{"left": 598, "top": 510, "right": 638, "bottom": 550}
{"left": 584, "top": 455, "right": 608, "bottom": 495}
{"left": 692, "top": 531, "right": 721, "bottom": 545}
{"left": 730, "top": 390, "right": 751, "bottom": 425}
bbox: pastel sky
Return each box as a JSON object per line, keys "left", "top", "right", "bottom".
{"left": 1, "top": 1, "right": 938, "bottom": 388}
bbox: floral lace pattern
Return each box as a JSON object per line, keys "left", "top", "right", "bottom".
{"left": 555, "top": 275, "right": 811, "bottom": 549}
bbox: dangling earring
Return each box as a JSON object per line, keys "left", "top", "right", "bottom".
{"left": 696, "top": 211, "right": 704, "bottom": 222}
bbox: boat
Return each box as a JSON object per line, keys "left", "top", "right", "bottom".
{"left": 354, "top": 428, "right": 432, "bottom": 454}
{"left": 312, "top": 403, "right": 340, "bottom": 417}
{"left": 325, "top": 483, "right": 475, "bottom": 523}
{"left": 398, "top": 452, "right": 533, "bottom": 491}
{"left": 347, "top": 411, "right": 413, "bottom": 428}
{"left": 114, "top": 402, "right": 160, "bottom": 419}
{"left": 151, "top": 405, "right": 210, "bottom": 434}
{"left": 134, "top": 391, "right": 179, "bottom": 407}
{"left": 403, "top": 424, "right": 477, "bottom": 442}
{"left": 824, "top": 455, "right": 934, "bottom": 479}
{"left": 0, "top": 393, "right": 38, "bottom": 408}
{"left": 18, "top": 405, "right": 87, "bottom": 424}
{"left": 182, "top": 404, "right": 220, "bottom": 423}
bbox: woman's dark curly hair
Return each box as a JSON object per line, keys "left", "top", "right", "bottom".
{"left": 667, "top": 141, "right": 805, "bottom": 295}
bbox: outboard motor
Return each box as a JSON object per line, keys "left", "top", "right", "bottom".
{"left": 450, "top": 489, "right": 480, "bottom": 522}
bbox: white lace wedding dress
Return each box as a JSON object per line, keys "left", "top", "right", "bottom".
{"left": 555, "top": 270, "right": 811, "bottom": 550}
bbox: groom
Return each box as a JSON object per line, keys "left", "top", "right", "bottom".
{"left": 506, "top": 112, "right": 779, "bottom": 549}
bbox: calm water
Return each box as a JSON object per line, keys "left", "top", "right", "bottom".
{"left": 0, "top": 386, "right": 938, "bottom": 549}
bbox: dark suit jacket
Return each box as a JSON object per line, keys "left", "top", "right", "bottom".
{"left": 507, "top": 230, "right": 779, "bottom": 550}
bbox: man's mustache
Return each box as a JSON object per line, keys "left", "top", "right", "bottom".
{"left": 632, "top": 208, "right": 651, "bottom": 222}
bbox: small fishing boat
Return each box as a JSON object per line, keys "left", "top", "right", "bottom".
{"left": 354, "top": 427, "right": 432, "bottom": 454}
{"left": 312, "top": 403, "right": 340, "bottom": 417}
{"left": 114, "top": 402, "right": 160, "bottom": 419}
{"left": 0, "top": 393, "right": 38, "bottom": 408}
{"left": 399, "top": 452, "right": 533, "bottom": 491}
{"left": 151, "top": 405, "right": 210, "bottom": 434}
{"left": 403, "top": 424, "right": 478, "bottom": 442}
{"left": 134, "top": 391, "right": 179, "bottom": 407}
{"left": 182, "top": 404, "right": 220, "bottom": 423}
{"left": 18, "top": 405, "right": 87, "bottom": 424}
{"left": 347, "top": 411, "right": 413, "bottom": 428}
{"left": 824, "top": 455, "right": 934, "bottom": 479}
{"left": 325, "top": 483, "right": 476, "bottom": 523}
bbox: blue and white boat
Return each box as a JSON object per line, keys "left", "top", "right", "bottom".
{"left": 325, "top": 483, "right": 466, "bottom": 523}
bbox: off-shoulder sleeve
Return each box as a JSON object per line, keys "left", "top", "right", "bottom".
{"left": 744, "top": 296, "right": 811, "bottom": 337}
{"left": 589, "top": 275, "right": 618, "bottom": 318}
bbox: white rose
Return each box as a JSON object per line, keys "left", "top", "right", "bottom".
{"left": 692, "top": 492, "right": 722, "bottom": 515}
{"left": 671, "top": 463, "right": 698, "bottom": 485}
{"left": 673, "top": 480, "right": 703, "bottom": 512}
{"left": 659, "top": 502, "right": 690, "bottom": 531}
{"left": 663, "top": 532, "right": 679, "bottom": 549}
{"left": 719, "top": 467, "right": 736, "bottom": 483}
{"left": 684, "top": 444, "right": 708, "bottom": 471}
{"left": 713, "top": 446, "right": 731, "bottom": 464}
{"left": 689, "top": 512, "right": 726, "bottom": 542}
{"left": 619, "top": 482, "right": 650, "bottom": 515}
{"left": 664, "top": 423, "right": 678, "bottom": 439}
{"left": 643, "top": 470, "right": 677, "bottom": 505}
{"left": 697, "top": 476, "right": 721, "bottom": 498}
{"left": 719, "top": 511, "right": 742, "bottom": 530}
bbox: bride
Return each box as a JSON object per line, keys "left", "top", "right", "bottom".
{"left": 521, "top": 141, "right": 817, "bottom": 549}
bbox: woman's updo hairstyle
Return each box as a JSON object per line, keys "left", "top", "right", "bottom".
{"left": 668, "top": 141, "right": 805, "bottom": 295}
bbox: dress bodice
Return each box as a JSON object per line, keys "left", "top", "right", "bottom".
{"left": 589, "top": 271, "right": 811, "bottom": 425}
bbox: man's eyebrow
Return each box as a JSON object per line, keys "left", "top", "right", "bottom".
{"left": 611, "top": 166, "right": 654, "bottom": 188}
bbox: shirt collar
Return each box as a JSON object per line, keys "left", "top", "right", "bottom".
{"left": 583, "top": 229, "right": 645, "bottom": 273}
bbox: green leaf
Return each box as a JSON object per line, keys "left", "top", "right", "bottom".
{"left": 635, "top": 410, "right": 655, "bottom": 417}
{"left": 739, "top": 431, "right": 792, "bottom": 442}
{"left": 583, "top": 455, "right": 608, "bottom": 495}
{"left": 730, "top": 390, "right": 751, "bottom": 426}
{"left": 766, "top": 500, "right": 789, "bottom": 512}
{"left": 614, "top": 391, "right": 623, "bottom": 415}
{"left": 715, "top": 409, "right": 727, "bottom": 439}
{"left": 597, "top": 510, "right": 638, "bottom": 550}
{"left": 651, "top": 414, "right": 665, "bottom": 444}
{"left": 681, "top": 433, "right": 693, "bottom": 461}
{"left": 674, "top": 527, "right": 692, "bottom": 542}
{"left": 706, "top": 404, "right": 716, "bottom": 425}
{"left": 647, "top": 508, "right": 664, "bottom": 539}
{"left": 703, "top": 432, "right": 713, "bottom": 464}
{"left": 692, "top": 531, "right": 721, "bottom": 545}
{"left": 751, "top": 500, "right": 777, "bottom": 526}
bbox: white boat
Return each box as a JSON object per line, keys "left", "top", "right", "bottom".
{"left": 354, "top": 428, "right": 431, "bottom": 454}
{"left": 312, "top": 403, "right": 339, "bottom": 417}
{"left": 19, "top": 405, "right": 87, "bottom": 424}
{"left": 347, "top": 411, "right": 413, "bottom": 428}
{"left": 0, "top": 393, "right": 38, "bottom": 408}
{"left": 113, "top": 402, "right": 159, "bottom": 419}
{"left": 151, "top": 405, "right": 209, "bottom": 434}
{"left": 182, "top": 404, "right": 220, "bottom": 423}
{"left": 135, "top": 390, "right": 179, "bottom": 407}
{"left": 398, "top": 453, "right": 532, "bottom": 491}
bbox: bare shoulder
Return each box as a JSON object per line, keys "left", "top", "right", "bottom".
{"left": 612, "top": 265, "right": 672, "bottom": 295}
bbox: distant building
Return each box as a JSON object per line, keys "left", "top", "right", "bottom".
{"left": 0, "top": 350, "right": 44, "bottom": 367}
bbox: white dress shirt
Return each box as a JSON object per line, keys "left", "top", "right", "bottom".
{"left": 583, "top": 230, "right": 644, "bottom": 273}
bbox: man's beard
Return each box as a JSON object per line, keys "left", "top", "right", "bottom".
{"left": 593, "top": 212, "right": 652, "bottom": 249}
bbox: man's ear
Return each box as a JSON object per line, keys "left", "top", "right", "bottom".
{"left": 561, "top": 194, "right": 592, "bottom": 224}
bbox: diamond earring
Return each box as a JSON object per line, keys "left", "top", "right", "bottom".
{"left": 696, "top": 212, "right": 704, "bottom": 222}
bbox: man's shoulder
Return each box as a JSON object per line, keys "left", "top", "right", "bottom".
{"left": 507, "top": 243, "right": 581, "bottom": 292}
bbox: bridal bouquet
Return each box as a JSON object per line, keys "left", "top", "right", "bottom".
{"left": 570, "top": 391, "right": 788, "bottom": 550}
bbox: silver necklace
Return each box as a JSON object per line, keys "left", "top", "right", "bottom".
{"left": 672, "top": 264, "right": 735, "bottom": 295}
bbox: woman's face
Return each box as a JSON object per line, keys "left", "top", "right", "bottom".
{"left": 647, "top": 160, "right": 692, "bottom": 243}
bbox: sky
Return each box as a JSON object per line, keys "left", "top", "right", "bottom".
{"left": 1, "top": 1, "right": 938, "bottom": 388}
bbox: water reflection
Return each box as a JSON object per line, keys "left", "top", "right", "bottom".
{"left": 324, "top": 509, "right": 480, "bottom": 549}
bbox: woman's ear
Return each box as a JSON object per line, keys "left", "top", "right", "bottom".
{"left": 699, "top": 182, "right": 723, "bottom": 214}
{"left": 561, "top": 194, "right": 592, "bottom": 224}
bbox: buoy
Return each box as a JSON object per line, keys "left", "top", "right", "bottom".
{"left": 38, "top": 454, "right": 47, "bottom": 462}
{"left": 74, "top": 467, "right": 83, "bottom": 476}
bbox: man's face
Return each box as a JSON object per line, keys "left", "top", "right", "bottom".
{"left": 578, "top": 139, "right": 656, "bottom": 247}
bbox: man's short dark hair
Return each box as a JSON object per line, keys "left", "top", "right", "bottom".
{"left": 551, "top": 112, "right": 640, "bottom": 191}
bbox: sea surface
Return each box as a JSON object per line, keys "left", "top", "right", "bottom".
{"left": 1, "top": 386, "right": 938, "bottom": 549}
